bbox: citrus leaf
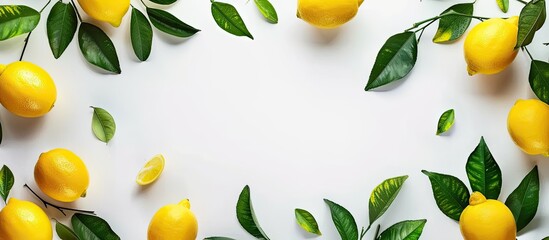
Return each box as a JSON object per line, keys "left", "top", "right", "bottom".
{"left": 324, "top": 199, "right": 358, "bottom": 240}
{"left": 377, "top": 219, "right": 427, "bottom": 240}
{"left": 528, "top": 60, "right": 549, "bottom": 104}
{"left": 433, "top": 3, "right": 474, "bottom": 43}
{"left": 505, "top": 166, "right": 539, "bottom": 232}
{"left": 465, "top": 137, "right": 502, "bottom": 200}
{"left": 147, "top": 8, "right": 200, "bottom": 38}
{"left": 204, "top": 237, "right": 237, "bottom": 240}
{"left": 47, "top": 1, "right": 77, "bottom": 59}
{"left": 0, "top": 5, "right": 40, "bottom": 41}
{"left": 56, "top": 220, "right": 80, "bottom": 240}
{"left": 369, "top": 175, "right": 408, "bottom": 227}
{"left": 254, "top": 0, "right": 278, "bottom": 24}
{"left": 78, "top": 23, "right": 121, "bottom": 74}
{"left": 516, "top": 0, "right": 546, "bottom": 48}
{"left": 71, "top": 213, "right": 120, "bottom": 240}
{"left": 436, "top": 109, "right": 455, "bottom": 135}
{"left": 497, "top": 0, "right": 509, "bottom": 13}
{"left": 236, "top": 185, "right": 270, "bottom": 239}
{"left": 149, "top": 0, "right": 177, "bottom": 5}
{"left": 91, "top": 107, "right": 116, "bottom": 143}
{"left": 211, "top": 1, "right": 254, "bottom": 39}
{"left": 0, "top": 165, "right": 14, "bottom": 203}
{"left": 422, "top": 170, "right": 469, "bottom": 221}
{"left": 365, "top": 31, "right": 417, "bottom": 91}
{"left": 295, "top": 208, "right": 322, "bottom": 235}
{"left": 130, "top": 7, "right": 153, "bottom": 61}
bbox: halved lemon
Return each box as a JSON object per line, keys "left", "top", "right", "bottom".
{"left": 136, "top": 154, "right": 165, "bottom": 186}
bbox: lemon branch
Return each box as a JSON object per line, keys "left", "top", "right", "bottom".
{"left": 24, "top": 184, "right": 95, "bottom": 216}
{"left": 523, "top": 46, "right": 535, "bottom": 60}
{"left": 19, "top": 0, "right": 52, "bottom": 61}
{"left": 405, "top": 10, "right": 489, "bottom": 32}
{"left": 516, "top": 0, "right": 528, "bottom": 4}
{"left": 70, "top": 0, "right": 83, "bottom": 22}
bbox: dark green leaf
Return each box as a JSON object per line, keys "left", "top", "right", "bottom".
{"left": 71, "top": 214, "right": 120, "bottom": 240}
{"left": 78, "top": 23, "right": 121, "bottom": 74}
{"left": 236, "top": 185, "right": 270, "bottom": 239}
{"left": 47, "top": 1, "right": 77, "bottom": 59}
{"left": 505, "top": 166, "right": 539, "bottom": 232}
{"left": 365, "top": 31, "right": 417, "bottom": 91}
{"left": 91, "top": 106, "right": 116, "bottom": 143}
{"left": 211, "top": 1, "right": 254, "bottom": 39}
{"left": 204, "top": 238, "right": 237, "bottom": 240}
{"left": 436, "top": 109, "right": 455, "bottom": 135}
{"left": 497, "top": 0, "right": 509, "bottom": 13}
{"left": 130, "top": 7, "right": 153, "bottom": 61}
{"left": 369, "top": 176, "right": 408, "bottom": 226}
{"left": 465, "top": 137, "right": 502, "bottom": 200}
{"left": 377, "top": 219, "right": 427, "bottom": 240}
{"left": 516, "top": 0, "right": 546, "bottom": 48}
{"left": 56, "top": 220, "right": 79, "bottom": 240}
{"left": 433, "top": 3, "right": 474, "bottom": 43}
{"left": 147, "top": 8, "right": 199, "bottom": 38}
{"left": 324, "top": 199, "right": 358, "bottom": 240}
{"left": 422, "top": 170, "right": 470, "bottom": 221}
{"left": 0, "top": 165, "right": 14, "bottom": 203}
{"left": 295, "top": 208, "right": 321, "bottom": 235}
{"left": 529, "top": 60, "right": 549, "bottom": 104}
{"left": 0, "top": 5, "right": 40, "bottom": 41}
{"left": 254, "top": 0, "right": 278, "bottom": 24}
{"left": 149, "top": 0, "right": 178, "bottom": 5}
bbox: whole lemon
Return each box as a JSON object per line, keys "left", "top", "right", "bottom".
{"left": 77, "top": 0, "right": 130, "bottom": 27}
{"left": 460, "top": 192, "right": 516, "bottom": 240}
{"left": 0, "top": 61, "right": 57, "bottom": 118}
{"left": 508, "top": 99, "right": 549, "bottom": 156}
{"left": 297, "top": 0, "right": 363, "bottom": 29}
{"left": 34, "top": 148, "right": 90, "bottom": 202}
{"left": 148, "top": 199, "right": 198, "bottom": 240}
{"left": 0, "top": 198, "right": 52, "bottom": 240}
{"left": 464, "top": 17, "right": 519, "bottom": 75}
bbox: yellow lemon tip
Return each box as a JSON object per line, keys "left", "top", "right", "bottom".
{"left": 179, "top": 199, "right": 191, "bottom": 209}
{"left": 469, "top": 192, "right": 487, "bottom": 205}
{"left": 0, "top": 64, "right": 5, "bottom": 75}
{"left": 506, "top": 16, "right": 519, "bottom": 26}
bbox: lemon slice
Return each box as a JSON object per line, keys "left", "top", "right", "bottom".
{"left": 136, "top": 154, "right": 165, "bottom": 186}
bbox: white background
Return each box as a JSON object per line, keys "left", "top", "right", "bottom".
{"left": 1, "top": 0, "right": 548, "bottom": 239}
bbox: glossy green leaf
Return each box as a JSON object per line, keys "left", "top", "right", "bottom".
{"left": 254, "top": 0, "right": 278, "bottom": 24}
{"left": 236, "top": 185, "right": 270, "bottom": 239}
{"left": 295, "top": 208, "right": 322, "bottom": 235}
{"left": 47, "top": 1, "right": 77, "bottom": 59}
{"left": 78, "top": 23, "right": 121, "bottom": 74}
{"left": 147, "top": 8, "right": 200, "bottom": 38}
{"left": 465, "top": 137, "right": 502, "bottom": 200}
{"left": 130, "top": 7, "right": 153, "bottom": 61}
{"left": 91, "top": 107, "right": 116, "bottom": 143}
{"left": 377, "top": 219, "right": 427, "bottom": 240}
{"left": 72, "top": 214, "right": 120, "bottom": 240}
{"left": 204, "top": 237, "right": 237, "bottom": 240}
{"left": 211, "top": 1, "right": 254, "bottom": 39}
{"left": 436, "top": 109, "right": 455, "bottom": 135}
{"left": 0, "top": 5, "right": 40, "bottom": 41}
{"left": 422, "top": 170, "right": 470, "bottom": 221}
{"left": 516, "top": 0, "right": 546, "bottom": 48}
{"left": 528, "top": 60, "right": 549, "bottom": 104}
{"left": 433, "top": 3, "right": 474, "bottom": 43}
{"left": 365, "top": 31, "right": 417, "bottom": 91}
{"left": 369, "top": 176, "right": 408, "bottom": 227}
{"left": 324, "top": 199, "right": 358, "bottom": 240}
{"left": 149, "top": 0, "right": 178, "bottom": 5}
{"left": 56, "top": 220, "right": 79, "bottom": 240}
{"left": 505, "top": 166, "right": 539, "bottom": 232}
{"left": 497, "top": 0, "right": 509, "bottom": 13}
{"left": 0, "top": 165, "right": 14, "bottom": 203}
{"left": 542, "top": 237, "right": 549, "bottom": 240}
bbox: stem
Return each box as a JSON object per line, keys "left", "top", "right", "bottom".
{"left": 19, "top": 0, "right": 53, "bottom": 61}
{"left": 373, "top": 224, "right": 381, "bottom": 240}
{"left": 516, "top": 0, "right": 528, "bottom": 4}
{"left": 415, "top": 18, "right": 437, "bottom": 42}
{"left": 140, "top": 0, "right": 148, "bottom": 7}
{"left": 39, "top": 0, "right": 52, "bottom": 13}
{"left": 523, "top": 46, "right": 534, "bottom": 61}
{"left": 70, "top": 0, "right": 83, "bottom": 22}
{"left": 406, "top": 11, "right": 489, "bottom": 32}
{"left": 24, "top": 184, "right": 95, "bottom": 216}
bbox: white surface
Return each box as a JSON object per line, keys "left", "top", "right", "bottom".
{"left": 1, "top": 0, "right": 548, "bottom": 239}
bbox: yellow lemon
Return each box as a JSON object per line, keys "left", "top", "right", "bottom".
{"left": 148, "top": 199, "right": 198, "bottom": 240}
{"left": 464, "top": 17, "right": 519, "bottom": 75}
{"left": 508, "top": 99, "right": 549, "bottom": 156}
{"left": 77, "top": 0, "right": 130, "bottom": 27}
{"left": 459, "top": 192, "right": 516, "bottom": 240}
{"left": 34, "top": 148, "right": 90, "bottom": 202}
{"left": 0, "top": 61, "right": 57, "bottom": 118}
{"left": 136, "top": 154, "right": 165, "bottom": 186}
{"left": 0, "top": 198, "right": 52, "bottom": 240}
{"left": 297, "top": 0, "right": 363, "bottom": 29}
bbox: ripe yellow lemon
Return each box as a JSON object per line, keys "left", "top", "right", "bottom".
{"left": 34, "top": 148, "right": 90, "bottom": 202}
{"left": 459, "top": 192, "right": 516, "bottom": 240}
{"left": 297, "top": 0, "right": 363, "bottom": 29}
{"left": 136, "top": 154, "right": 165, "bottom": 186}
{"left": 0, "top": 198, "right": 52, "bottom": 240}
{"left": 77, "top": 0, "right": 130, "bottom": 27}
{"left": 464, "top": 17, "right": 519, "bottom": 75}
{"left": 148, "top": 199, "right": 198, "bottom": 240}
{"left": 0, "top": 61, "right": 57, "bottom": 118}
{"left": 508, "top": 99, "right": 549, "bottom": 156}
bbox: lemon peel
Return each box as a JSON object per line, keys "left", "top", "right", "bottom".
{"left": 459, "top": 192, "right": 516, "bottom": 240}
{"left": 297, "top": 0, "right": 362, "bottom": 29}
{"left": 508, "top": 99, "right": 549, "bottom": 156}
{"left": 0, "top": 198, "right": 53, "bottom": 240}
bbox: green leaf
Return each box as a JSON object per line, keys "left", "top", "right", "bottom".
{"left": 78, "top": 23, "right": 121, "bottom": 74}
{"left": 422, "top": 170, "right": 470, "bottom": 221}
{"left": 236, "top": 185, "right": 270, "bottom": 239}
{"left": 91, "top": 107, "right": 116, "bottom": 143}
{"left": 204, "top": 238, "right": 237, "bottom": 240}
{"left": 497, "top": 0, "right": 509, "bottom": 13}
{"left": 47, "top": 1, "right": 78, "bottom": 59}
{"left": 465, "top": 137, "right": 502, "bottom": 200}
{"left": 436, "top": 109, "right": 455, "bottom": 135}
{"left": 516, "top": 0, "right": 546, "bottom": 48}
{"left": 0, "top": 5, "right": 40, "bottom": 41}
{"left": 369, "top": 175, "right": 408, "bottom": 226}
{"left": 147, "top": 8, "right": 200, "bottom": 38}
{"left": 71, "top": 214, "right": 120, "bottom": 240}
{"left": 56, "top": 220, "right": 80, "bottom": 240}
{"left": 377, "top": 219, "right": 427, "bottom": 240}
{"left": 365, "top": 31, "right": 417, "bottom": 91}
{"left": 433, "top": 3, "right": 474, "bottom": 43}
{"left": 149, "top": 0, "right": 178, "bottom": 5}
{"left": 324, "top": 199, "right": 358, "bottom": 240}
{"left": 295, "top": 208, "right": 322, "bottom": 235}
{"left": 130, "top": 7, "right": 153, "bottom": 61}
{"left": 528, "top": 60, "right": 549, "bottom": 104}
{"left": 505, "top": 166, "right": 539, "bottom": 232}
{"left": 211, "top": 1, "right": 254, "bottom": 39}
{"left": 0, "top": 165, "right": 14, "bottom": 203}
{"left": 254, "top": 0, "right": 278, "bottom": 24}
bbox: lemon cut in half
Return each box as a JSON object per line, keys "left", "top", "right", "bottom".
{"left": 136, "top": 154, "right": 165, "bottom": 186}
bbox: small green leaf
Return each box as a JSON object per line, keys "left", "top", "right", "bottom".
{"left": 0, "top": 5, "right": 40, "bottom": 41}
{"left": 365, "top": 31, "right": 417, "bottom": 91}
{"left": 47, "top": 1, "right": 78, "bottom": 59}
{"left": 436, "top": 109, "right": 455, "bottom": 135}
{"left": 254, "top": 0, "right": 278, "bottom": 24}
{"left": 78, "top": 23, "right": 121, "bottom": 74}
{"left": 147, "top": 8, "right": 200, "bottom": 38}
{"left": 465, "top": 137, "right": 502, "bottom": 200}
{"left": 91, "top": 107, "right": 116, "bottom": 143}
{"left": 369, "top": 175, "right": 408, "bottom": 227}
{"left": 71, "top": 213, "right": 120, "bottom": 240}
{"left": 0, "top": 165, "right": 14, "bottom": 203}
{"left": 130, "top": 7, "right": 153, "bottom": 61}
{"left": 236, "top": 185, "right": 270, "bottom": 239}
{"left": 55, "top": 220, "right": 80, "bottom": 240}
{"left": 528, "top": 60, "right": 549, "bottom": 104}
{"left": 149, "top": 0, "right": 178, "bottom": 5}
{"left": 516, "top": 0, "right": 546, "bottom": 48}
{"left": 422, "top": 170, "right": 470, "bottom": 221}
{"left": 505, "top": 166, "right": 539, "bottom": 232}
{"left": 497, "top": 0, "right": 509, "bottom": 13}
{"left": 204, "top": 237, "right": 237, "bottom": 240}
{"left": 295, "top": 208, "right": 321, "bottom": 235}
{"left": 433, "top": 3, "right": 474, "bottom": 43}
{"left": 324, "top": 199, "right": 358, "bottom": 240}
{"left": 211, "top": 1, "right": 254, "bottom": 39}
{"left": 377, "top": 219, "right": 427, "bottom": 240}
